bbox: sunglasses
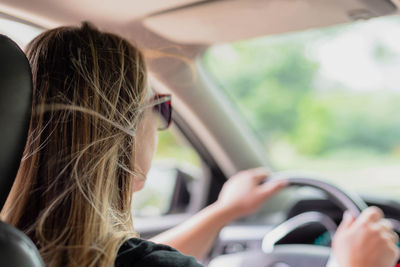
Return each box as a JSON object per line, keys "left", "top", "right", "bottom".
{"left": 152, "top": 94, "right": 172, "bottom": 131}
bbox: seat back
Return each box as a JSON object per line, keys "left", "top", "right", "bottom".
{"left": 0, "top": 34, "right": 44, "bottom": 267}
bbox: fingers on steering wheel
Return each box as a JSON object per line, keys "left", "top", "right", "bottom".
{"left": 258, "top": 180, "right": 288, "bottom": 199}
{"left": 381, "top": 219, "right": 394, "bottom": 231}
{"left": 380, "top": 219, "right": 399, "bottom": 244}
{"left": 250, "top": 168, "right": 270, "bottom": 184}
{"left": 389, "top": 231, "right": 399, "bottom": 245}
{"left": 357, "top": 206, "right": 384, "bottom": 224}
{"left": 338, "top": 211, "right": 355, "bottom": 230}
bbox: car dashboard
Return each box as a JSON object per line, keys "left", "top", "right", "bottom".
{"left": 211, "top": 189, "right": 400, "bottom": 260}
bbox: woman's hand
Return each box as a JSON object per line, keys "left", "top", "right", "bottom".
{"left": 332, "top": 207, "right": 399, "bottom": 267}
{"left": 151, "top": 168, "right": 287, "bottom": 259}
{"left": 215, "top": 167, "right": 287, "bottom": 221}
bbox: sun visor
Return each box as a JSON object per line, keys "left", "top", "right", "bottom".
{"left": 143, "top": 0, "right": 399, "bottom": 45}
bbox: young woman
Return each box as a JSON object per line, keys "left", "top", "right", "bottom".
{"left": 1, "top": 23, "right": 398, "bottom": 267}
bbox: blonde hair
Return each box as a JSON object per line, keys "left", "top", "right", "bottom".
{"left": 1, "top": 22, "right": 148, "bottom": 267}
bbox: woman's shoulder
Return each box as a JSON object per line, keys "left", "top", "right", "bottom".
{"left": 115, "top": 238, "right": 203, "bottom": 267}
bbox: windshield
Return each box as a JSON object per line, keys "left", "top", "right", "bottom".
{"left": 203, "top": 15, "right": 400, "bottom": 199}
{"left": 0, "top": 16, "right": 43, "bottom": 48}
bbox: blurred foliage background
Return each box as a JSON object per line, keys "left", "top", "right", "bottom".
{"left": 203, "top": 15, "right": 400, "bottom": 198}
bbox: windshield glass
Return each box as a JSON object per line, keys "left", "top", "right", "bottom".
{"left": 203, "top": 15, "right": 400, "bottom": 199}
{"left": 0, "top": 16, "right": 43, "bottom": 49}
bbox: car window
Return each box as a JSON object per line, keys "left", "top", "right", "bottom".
{"left": 133, "top": 124, "right": 203, "bottom": 217}
{"left": 203, "top": 15, "right": 400, "bottom": 199}
{"left": 0, "top": 16, "right": 43, "bottom": 49}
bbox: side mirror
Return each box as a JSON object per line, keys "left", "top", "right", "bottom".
{"left": 133, "top": 165, "right": 198, "bottom": 217}
{"left": 166, "top": 169, "right": 192, "bottom": 214}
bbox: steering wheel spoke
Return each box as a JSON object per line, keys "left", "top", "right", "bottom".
{"left": 262, "top": 211, "right": 337, "bottom": 253}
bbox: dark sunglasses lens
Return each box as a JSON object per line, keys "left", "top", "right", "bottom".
{"left": 153, "top": 100, "right": 171, "bottom": 130}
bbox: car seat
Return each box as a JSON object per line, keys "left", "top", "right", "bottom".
{"left": 0, "top": 34, "right": 44, "bottom": 266}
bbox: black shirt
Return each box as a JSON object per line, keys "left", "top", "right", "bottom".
{"left": 115, "top": 238, "right": 203, "bottom": 267}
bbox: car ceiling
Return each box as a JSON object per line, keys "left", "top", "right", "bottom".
{"left": 0, "top": 0, "right": 399, "bottom": 45}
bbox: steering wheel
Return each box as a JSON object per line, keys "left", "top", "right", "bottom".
{"left": 208, "top": 174, "right": 400, "bottom": 267}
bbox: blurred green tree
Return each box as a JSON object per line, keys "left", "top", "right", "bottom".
{"left": 203, "top": 33, "right": 400, "bottom": 158}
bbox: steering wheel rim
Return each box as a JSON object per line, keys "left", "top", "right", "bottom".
{"left": 259, "top": 174, "right": 368, "bottom": 254}
{"left": 271, "top": 175, "right": 368, "bottom": 217}
{"left": 209, "top": 175, "right": 398, "bottom": 267}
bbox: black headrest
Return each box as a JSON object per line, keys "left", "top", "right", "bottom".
{"left": 0, "top": 35, "right": 32, "bottom": 209}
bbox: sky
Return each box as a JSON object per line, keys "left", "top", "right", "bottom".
{"left": 313, "top": 15, "right": 400, "bottom": 92}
